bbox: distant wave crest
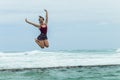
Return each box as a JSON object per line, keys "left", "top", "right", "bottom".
{"left": 115, "top": 48, "right": 120, "bottom": 53}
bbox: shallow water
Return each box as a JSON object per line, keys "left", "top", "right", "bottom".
{"left": 0, "top": 66, "right": 120, "bottom": 80}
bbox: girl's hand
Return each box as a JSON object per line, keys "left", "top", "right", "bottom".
{"left": 25, "top": 18, "right": 28, "bottom": 23}
{"left": 44, "top": 9, "right": 47, "bottom": 12}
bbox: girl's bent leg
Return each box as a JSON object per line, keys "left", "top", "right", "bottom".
{"left": 35, "top": 39, "right": 45, "bottom": 49}
{"left": 44, "top": 40, "right": 49, "bottom": 48}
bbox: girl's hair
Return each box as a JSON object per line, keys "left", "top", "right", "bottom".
{"left": 39, "top": 16, "right": 44, "bottom": 21}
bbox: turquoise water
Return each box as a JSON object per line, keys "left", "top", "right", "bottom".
{"left": 0, "top": 49, "right": 120, "bottom": 80}
{"left": 0, "top": 66, "right": 120, "bottom": 80}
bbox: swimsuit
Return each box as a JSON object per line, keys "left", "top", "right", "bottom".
{"left": 37, "top": 24, "right": 48, "bottom": 40}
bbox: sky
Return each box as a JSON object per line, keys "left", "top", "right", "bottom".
{"left": 0, "top": 0, "right": 120, "bottom": 51}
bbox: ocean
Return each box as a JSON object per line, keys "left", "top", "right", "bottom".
{"left": 0, "top": 49, "right": 120, "bottom": 80}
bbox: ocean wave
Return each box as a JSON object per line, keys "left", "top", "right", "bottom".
{"left": 0, "top": 49, "right": 120, "bottom": 70}
{"left": 60, "top": 49, "right": 116, "bottom": 53}
{"left": 115, "top": 48, "right": 120, "bottom": 53}
{"left": 0, "top": 49, "right": 117, "bottom": 54}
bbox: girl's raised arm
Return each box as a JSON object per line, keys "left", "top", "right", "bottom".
{"left": 25, "top": 18, "right": 40, "bottom": 28}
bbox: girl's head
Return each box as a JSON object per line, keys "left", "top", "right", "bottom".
{"left": 39, "top": 16, "right": 44, "bottom": 23}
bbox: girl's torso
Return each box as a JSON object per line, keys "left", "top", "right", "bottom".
{"left": 39, "top": 24, "right": 47, "bottom": 34}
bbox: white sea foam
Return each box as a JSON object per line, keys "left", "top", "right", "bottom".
{"left": 116, "top": 48, "right": 120, "bottom": 53}
{"left": 0, "top": 50, "right": 120, "bottom": 70}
